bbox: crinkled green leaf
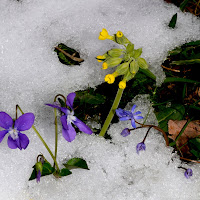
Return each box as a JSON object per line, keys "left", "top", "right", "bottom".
{"left": 63, "top": 158, "right": 89, "bottom": 170}
{"left": 172, "top": 59, "right": 200, "bottom": 65}
{"left": 168, "top": 13, "right": 177, "bottom": 29}
{"left": 29, "top": 161, "right": 55, "bottom": 181}
{"left": 155, "top": 104, "right": 185, "bottom": 132}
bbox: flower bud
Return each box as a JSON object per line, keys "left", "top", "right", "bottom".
{"left": 108, "top": 48, "right": 124, "bottom": 57}
{"left": 126, "top": 43, "right": 134, "bottom": 53}
{"left": 123, "top": 71, "right": 135, "bottom": 82}
{"left": 130, "top": 60, "right": 139, "bottom": 74}
{"left": 137, "top": 57, "right": 148, "bottom": 69}
{"left": 36, "top": 161, "right": 43, "bottom": 175}
{"left": 116, "top": 62, "right": 129, "bottom": 75}
{"left": 104, "top": 72, "right": 118, "bottom": 84}
{"left": 104, "top": 57, "right": 123, "bottom": 67}
{"left": 133, "top": 48, "right": 142, "bottom": 59}
{"left": 115, "top": 32, "right": 130, "bottom": 45}
{"left": 119, "top": 80, "right": 126, "bottom": 89}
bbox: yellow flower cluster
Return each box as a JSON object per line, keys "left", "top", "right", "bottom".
{"left": 98, "top": 28, "right": 113, "bottom": 40}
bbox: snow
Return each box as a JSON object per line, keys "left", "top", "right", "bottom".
{"left": 0, "top": 0, "right": 200, "bottom": 199}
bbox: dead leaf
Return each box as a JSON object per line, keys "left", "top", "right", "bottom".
{"left": 168, "top": 120, "right": 200, "bottom": 156}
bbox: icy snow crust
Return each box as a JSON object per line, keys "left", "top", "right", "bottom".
{"left": 0, "top": 0, "right": 200, "bottom": 199}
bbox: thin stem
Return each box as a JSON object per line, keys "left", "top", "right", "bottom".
{"left": 142, "top": 126, "right": 152, "bottom": 143}
{"left": 135, "top": 121, "right": 169, "bottom": 146}
{"left": 16, "top": 105, "right": 60, "bottom": 171}
{"left": 99, "top": 88, "right": 124, "bottom": 137}
{"left": 53, "top": 94, "right": 66, "bottom": 168}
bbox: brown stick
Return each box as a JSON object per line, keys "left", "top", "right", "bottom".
{"left": 55, "top": 46, "right": 84, "bottom": 62}
{"left": 161, "top": 65, "right": 180, "bottom": 72}
{"left": 180, "top": 157, "right": 200, "bottom": 164}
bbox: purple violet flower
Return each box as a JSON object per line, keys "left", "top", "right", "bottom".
{"left": 36, "top": 170, "right": 41, "bottom": 183}
{"left": 46, "top": 92, "right": 93, "bottom": 142}
{"left": 184, "top": 168, "right": 193, "bottom": 179}
{"left": 136, "top": 142, "right": 146, "bottom": 154}
{"left": 121, "top": 128, "right": 130, "bottom": 137}
{"left": 0, "top": 112, "right": 35, "bottom": 150}
{"left": 116, "top": 105, "right": 143, "bottom": 128}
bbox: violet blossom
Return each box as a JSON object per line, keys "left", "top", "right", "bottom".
{"left": 46, "top": 92, "right": 92, "bottom": 142}
{"left": 136, "top": 142, "right": 146, "bottom": 154}
{"left": 184, "top": 168, "right": 193, "bottom": 179}
{"left": 0, "top": 112, "right": 35, "bottom": 150}
{"left": 116, "top": 105, "right": 143, "bottom": 128}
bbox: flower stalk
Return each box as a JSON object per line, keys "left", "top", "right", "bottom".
{"left": 99, "top": 88, "right": 124, "bottom": 137}
{"left": 16, "top": 105, "right": 60, "bottom": 171}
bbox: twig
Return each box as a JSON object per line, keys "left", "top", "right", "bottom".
{"left": 55, "top": 46, "right": 84, "bottom": 62}
{"left": 180, "top": 157, "right": 200, "bottom": 164}
{"left": 161, "top": 65, "right": 180, "bottom": 72}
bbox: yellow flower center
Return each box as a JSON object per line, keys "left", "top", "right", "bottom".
{"left": 116, "top": 31, "right": 123, "bottom": 38}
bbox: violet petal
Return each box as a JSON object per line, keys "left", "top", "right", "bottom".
{"left": 0, "top": 112, "right": 13, "bottom": 129}
{"left": 66, "top": 93, "right": 76, "bottom": 110}
{"left": 0, "top": 130, "right": 8, "bottom": 143}
{"left": 46, "top": 104, "right": 68, "bottom": 115}
{"left": 131, "top": 119, "right": 136, "bottom": 128}
{"left": 131, "top": 105, "right": 137, "bottom": 113}
{"left": 60, "top": 115, "right": 68, "bottom": 129}
{"left": 14, "top": 113, "right": 35, "bottom": 131}
{"left": 73, "top": 118, "right": 93, "bottom": 134}
{"left": 37, "top": 170, "right": 41, "bottom": 183}
{"left": 62, "top": 123, "right": 76, "bottom": 142}
{"left": 134, "top": 115, "right": 143, "bottom": 120}
{"left": 18, "top": 132, "right": 29, "bottom": 149}
{"left": 7, "top": 135, "right": 18, "bottom": 149}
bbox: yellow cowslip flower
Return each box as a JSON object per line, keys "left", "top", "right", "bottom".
{"left": 102, "top": 62, "right": 108, "bottom": 69}
{"left": 116, "top": 31, "right": 123, "bottom": 38}
{"left": 99, "top": 28, "right": 113, "bottom": 40}
{"left": 104, "top": 72, "right": 118, "bottom": 84}
{"left": 119, "top": 80, "right": 126, "bottom": 89}
{"left": 96, "top": 55, "right": 106, "bottom": 62}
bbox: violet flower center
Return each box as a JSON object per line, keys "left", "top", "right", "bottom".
{"left": 8, "top": 128, "right": 19, "bottom": 140}
{"left": 67, "top": 111, "right": 76, "bottom": 124}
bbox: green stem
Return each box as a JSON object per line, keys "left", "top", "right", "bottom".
{"left": 99, "top": 88, "right": 124, "bottom": 137}
{"left": 53, "top": 94, "right": 66, "bottom": 168}
{"left": 16, "top": 105, "right": 60, "bottom": 171}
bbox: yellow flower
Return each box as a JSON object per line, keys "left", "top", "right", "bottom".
{"left": 119, "top": 80, "right": 126, "bottom": 89}
{"left": 104, "top": 72, "right": 118, "bottom": 84}
{"left": 116, "top": 31, "right": 123, "bottom": 38}
{"left": 102, "top": 62, "right": 108, "bottom": 69}
{"left": 99, "top": 28, "right": 113, "bottom": 40}
{"left": 96, "top": 55, "right": 106, "bottom": 62}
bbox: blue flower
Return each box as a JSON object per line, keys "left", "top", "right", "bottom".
{"left": 136, "top": 142, "right": 146, "bottom": 154}
{"left": 46, "top": 93, "right": 92, "bottom": 142}
{"left": 116, "top": 105, "right": 143, "bottom": 128}
{"left": 184, "top": 168, "right": 193, "bottom": 179}
{"left": 0, "top": 112, "right": 35, "bottom": 150}
{"left": 121, "top": 128, "right": 130, "bottom": 137}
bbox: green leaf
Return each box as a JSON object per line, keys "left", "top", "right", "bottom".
{"left": 182, "top": 40, "right": 200, "bottom": 47}
{"left": 126, "top": 43, "right": 134, "bottom": 53}
{"left": 63, "top": 158, "right": 89, "bottom": 170}
{"left": 189, "top": 138, "right": 200, "bottom": 159}
{"left": 59, "top": 168, "right": 72, "bottom": 177}
{"left": 29, "top": 161, "right": 55, "bottom": 181}
{"left": 164, "top": 77, "right": 200, "bottom": 85}
{"left": 172, "top": 59, "right": 200, "bottom": 65}
{"left": 155, "top": 104, "right": 185, "bottom": 132}
{"left": 54, "top": 43, "right": 83, "bottom": 65}
{"left": 168, "top": 13, "right": 177, "bottom": 29}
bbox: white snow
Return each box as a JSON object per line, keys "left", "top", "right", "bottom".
{"left": 0, "top": 0, "right": 200, "bottom": 199}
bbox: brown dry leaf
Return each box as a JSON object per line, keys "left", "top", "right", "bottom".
{"left": 168, "top": 120, "right": 200, "bottom": 156}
